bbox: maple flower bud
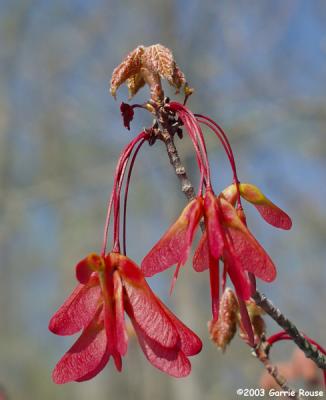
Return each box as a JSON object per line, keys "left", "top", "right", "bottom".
{"left": 238, "top": 300, "right": 266, "bottom": 344}
{"left": 208, "top": 288, "right": 238, "bottom": 352}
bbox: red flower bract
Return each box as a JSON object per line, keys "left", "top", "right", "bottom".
{"left": 49, "top": 252, "right": 202, "bottom": 383}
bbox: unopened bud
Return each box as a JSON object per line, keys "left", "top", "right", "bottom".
{"left": 252, "top": 315, "right": 266, "bottom": 341}
{"left": 239, "top": 300, "right": 266, "bottom": 343}
{"left": 208, "top": 288, "right": 238, "bottom": 351}
{"left": 184, "top": 83, "right": 194, "bottom": 97}
{"left": 145, "top": 102, "right": 155, "bottom": 114}
{"left": 246, "top": 299, "right": 265, "bottom": 318}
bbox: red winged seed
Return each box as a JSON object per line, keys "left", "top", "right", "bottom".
{"left": 131, "top": 318, "right": 192, "bottom": 378}
{"left": 156, "top": 298, "right": 202, "bottom": 356}
{"left": 52, "top": 308, "right": 108, "bottom": 384}
{"left": 193, "top": 231, "right": 210, "bottom": 272}
{"left": 141, "top": 198, "right": 202, "bottom": 277}
{"left": 49, "top": 277, "right": 101, "bottom": 336}
{"left": 220, "top": 198, "right": 277, "bottom": 282}
{"left": 120, "top": 256, "right": 179, "bottom": 349}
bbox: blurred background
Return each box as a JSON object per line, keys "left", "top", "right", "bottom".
{"left": 0, "top": 1, "right": 325, "bottom": 399}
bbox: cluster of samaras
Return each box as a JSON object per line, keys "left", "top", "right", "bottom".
{"left": 110, "top": 44, "right": 187, "bottom": 103}
{"left": 48, "top": 44, "right": 299, "bottom": 385}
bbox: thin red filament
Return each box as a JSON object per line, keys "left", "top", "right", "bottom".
{"left": 101, "top": 131, "right": 149, "bottom": 255}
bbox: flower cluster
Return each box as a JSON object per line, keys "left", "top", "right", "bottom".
{"left": 49, "top": 252, "right": 201, "bottom": 383}
{"left": 49, "top": 44, "right": 293, "bottom": 383}
{"left": 140, "top": 101, "right": 292, "bottom": 346}
{"left": 49, "top": 129, "right": 201, "bottom": 383}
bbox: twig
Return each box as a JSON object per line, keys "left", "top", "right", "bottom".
{"left": 157, "top": 109, "right": 196, "bottom": 202}
{"left": 255, "top": 340, "right": 300, "bottom": 399}
{"left": 253, "top": 291, "right": 326, "bottom": 369}
{"left": 155, "top": 105, "right": 326, "bottom": 374}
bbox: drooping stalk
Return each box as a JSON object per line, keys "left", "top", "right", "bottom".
{"left": 195, "top": 118, "right": 234, "bottom": 176}
{"left": 194, "top": 114, "right": 237, "bottom": 177}
{"left": 169, "top": 102, "right": 211, "bottom": 192}
{"left": 122, "top": 138, "right": 147, "bottom": 255}
{"left": 113, "top": 155, "right": 131, "bottom": 252}
{"left": 113, "top": 132, "right": 149, "bottom": 252}
{"left": 101, "top": 131, "right": 148, "bottom": 255}
{"left": 180, "top": 112, "right": 207, "bottom": 194}
{"left": 195, "top": 115, "right": 242, "bottom": 207}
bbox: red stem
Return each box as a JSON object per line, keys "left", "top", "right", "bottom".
{"left": 101, "top": 131, "right": 148, "bottom": 255}
{"left": 195, "top": 115, "right": 242, "bottom": 208}
{"left": 195, "top": 114, "right": 236, "bottom": 175}
{"left": 177, "top": 111, "right": 207, "bottom": 191}
{"left": 267, "top": 331, "right": 326, "bottom": 385}
{"left": 113, "top": 155, "right": 130, "bottom": 252}
{"left": 169, "top": 102, "right": 211, "bottom": 192}
{"left": 196, "top": 118, "right": 235, "bottom": 177}
{"left": 122, "top": 138, "right": 146, "bottom": 255}
{"left": 267, "top": 332, "right": 326, "bottom": 355}
{"left": 101, "top": 148, "right": 129, "bottom": 256}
